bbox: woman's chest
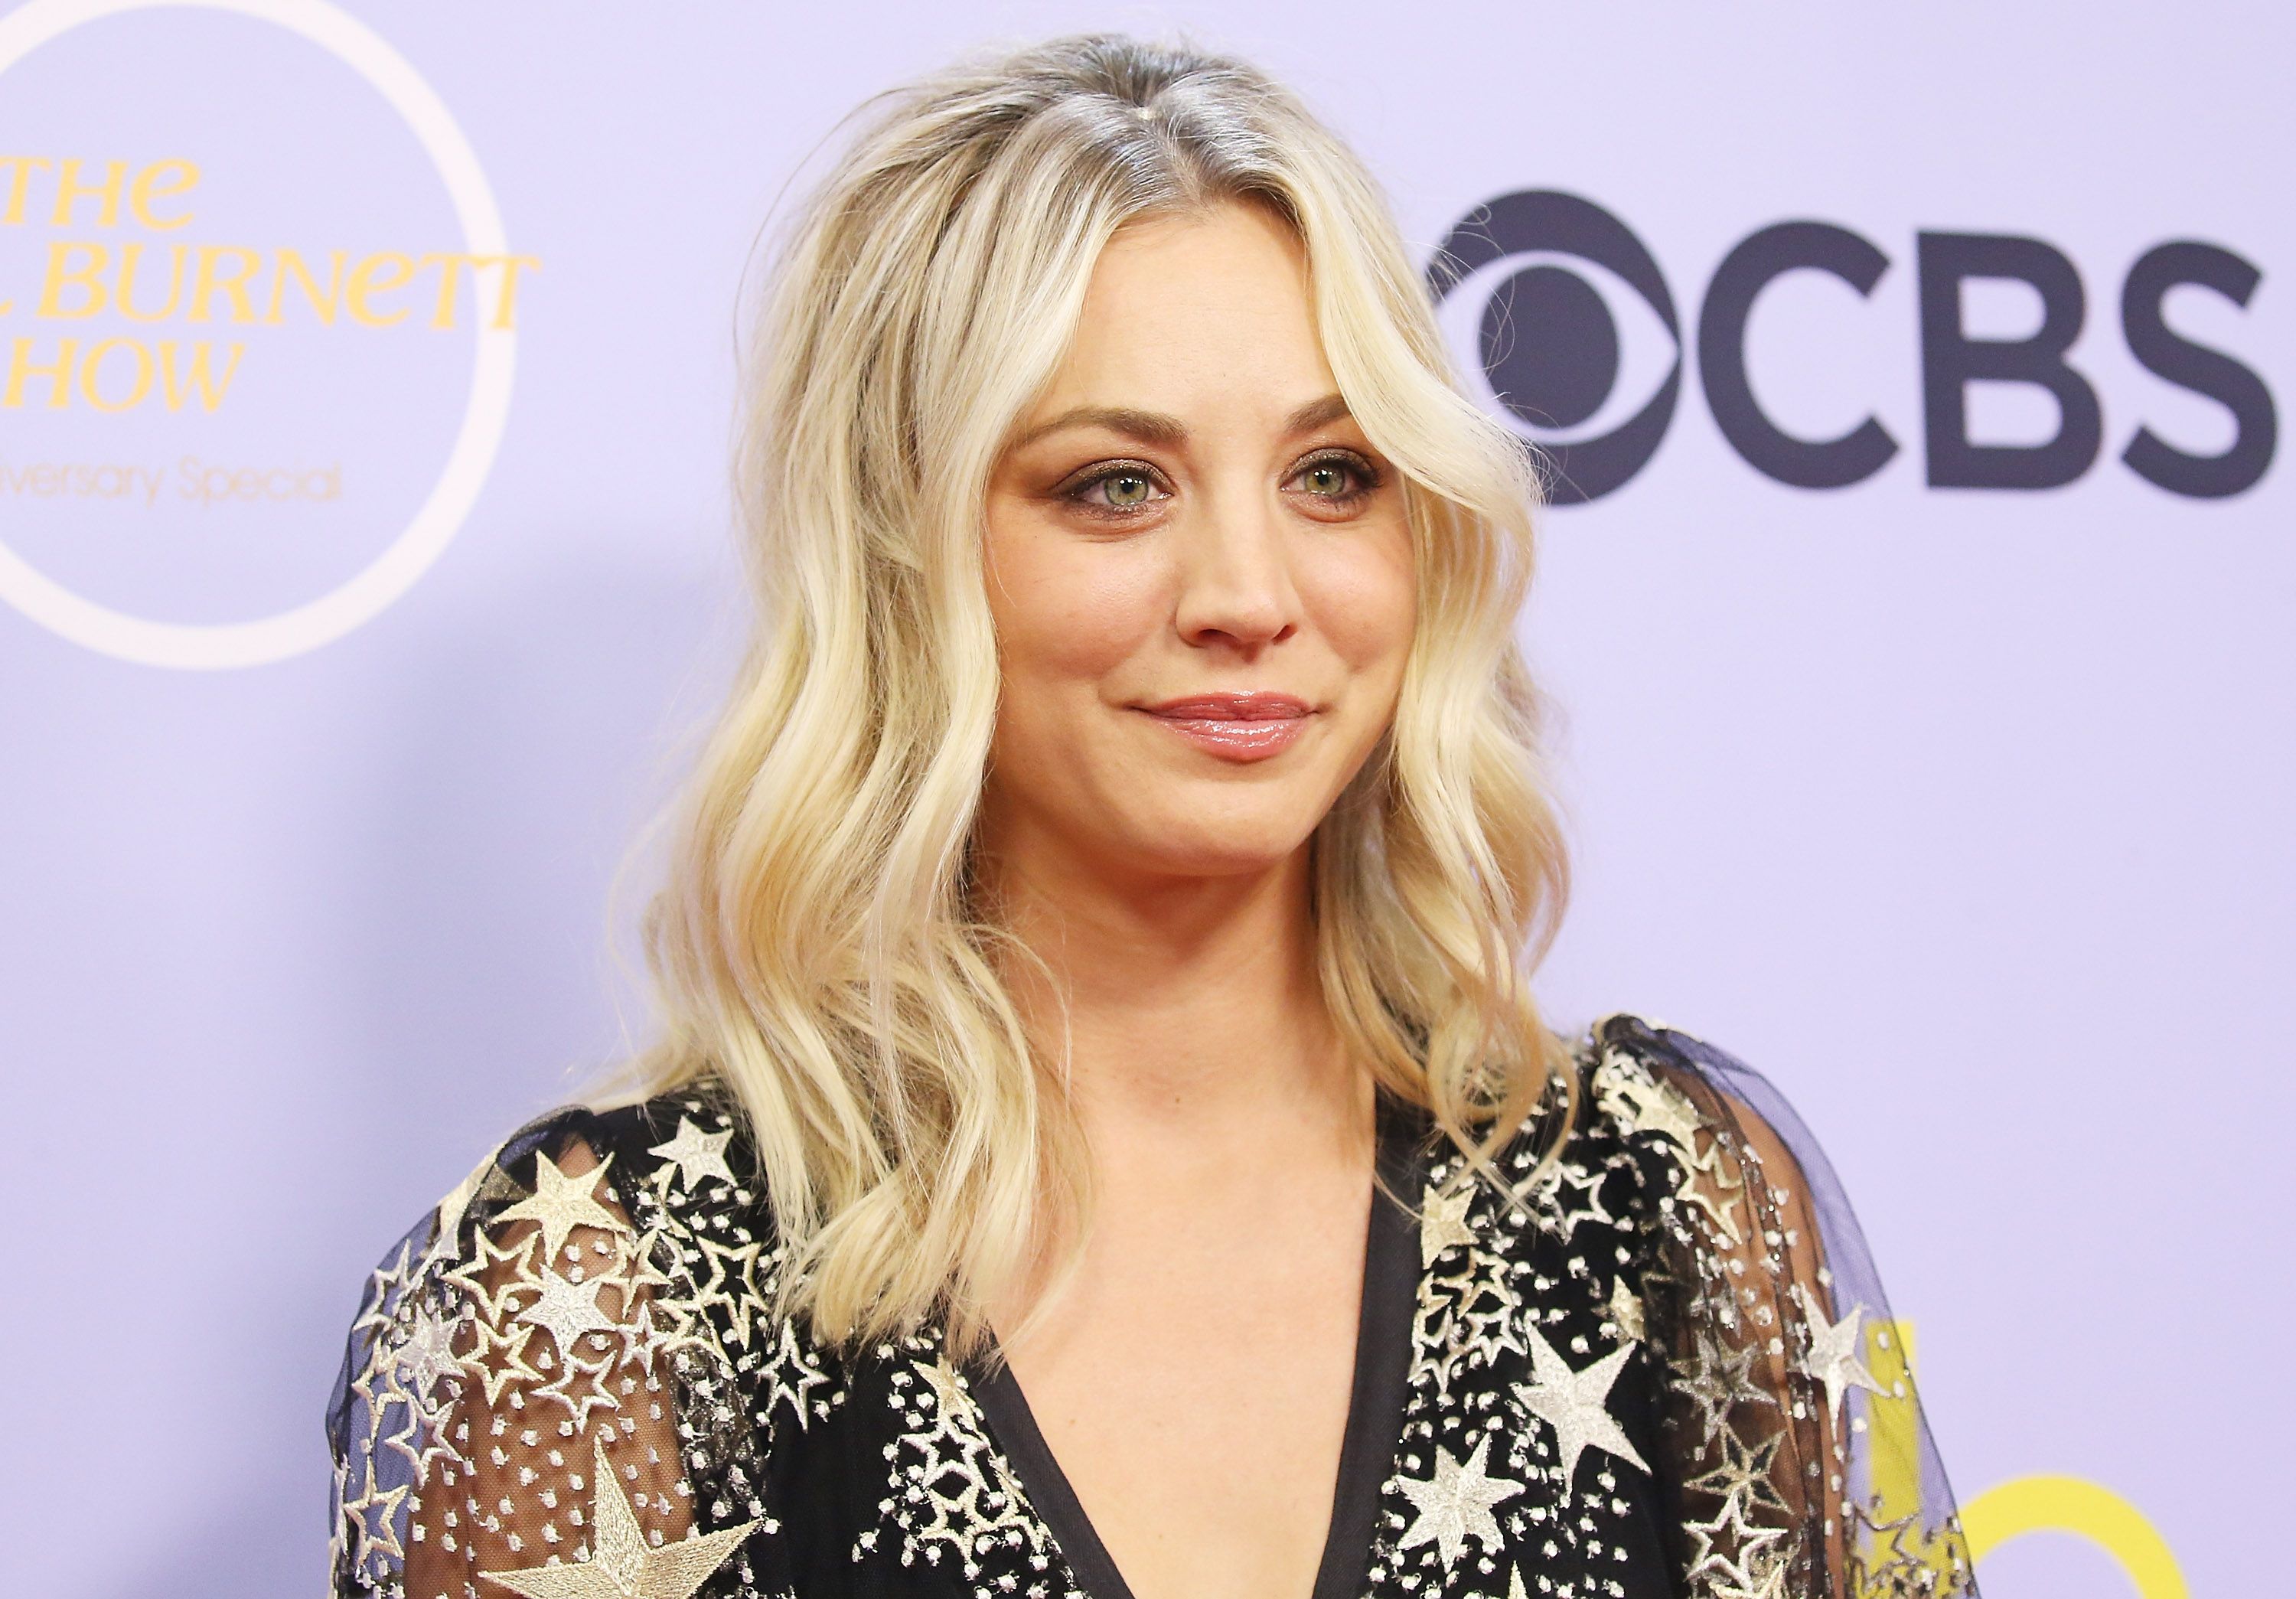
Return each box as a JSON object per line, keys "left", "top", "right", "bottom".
{"left": 739, "top": 1144, "right": 1681, "bottom": 1599}
{"left": 991, "top": 1186, "right": 1375, "bottom": 1599}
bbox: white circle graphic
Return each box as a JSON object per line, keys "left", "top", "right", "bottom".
{"left": 0, "top": 0, "right": 516, "bottom": 669}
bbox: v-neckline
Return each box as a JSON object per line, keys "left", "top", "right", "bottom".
{"left": 970, "top": 1096, "right": 1428, "bottom": 1599}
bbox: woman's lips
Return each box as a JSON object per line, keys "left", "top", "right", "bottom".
{"left": 1137, "top": 693, "right": 1313, "bottom": 762}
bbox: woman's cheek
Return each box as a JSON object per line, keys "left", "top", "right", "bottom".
{"left": 1303, "top": 530, "right": 1416, "bottom": 670}
{"left": 1006, "top": 540, "right": 1171, "bottom": 680}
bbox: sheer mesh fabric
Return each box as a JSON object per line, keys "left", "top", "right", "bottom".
{"left": 1607, "top": 1019, "right": 1974, "bottom": 1598}
{"left": 332, "top": 1129, "right": 700, "bottom": 1597}
{"left": 327, "top": 1020, "right": 1976, "bottom": 1599}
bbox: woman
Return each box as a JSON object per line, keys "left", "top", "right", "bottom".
{"left": 329, "top": 35, "right": 1975, "bottom": 1599}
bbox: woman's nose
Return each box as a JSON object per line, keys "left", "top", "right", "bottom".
{"left": 1172, "top": 494, "right": 1300, "bottom": 654}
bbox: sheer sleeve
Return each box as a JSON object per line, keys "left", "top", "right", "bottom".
{"left": 1592, "top": 1015, "right": 1977, "bottom": 1599}
{"left": 328, "top": 1113, "right": 735, "bottom": 1597}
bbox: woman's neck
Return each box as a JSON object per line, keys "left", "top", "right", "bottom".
{"left": 980, "top": 831, "right": 1365, "bottom": 1151}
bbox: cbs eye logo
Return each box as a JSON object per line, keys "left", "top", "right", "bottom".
{"left": 1430, "top": 190, "right": 2278, "bottom": 506}
{"left": 1430, "top": 191, "right": 1683, "bottom": 506}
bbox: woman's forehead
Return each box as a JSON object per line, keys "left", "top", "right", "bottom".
{"left": 1025, "top": 205, "right": 1336, "bottom": 436}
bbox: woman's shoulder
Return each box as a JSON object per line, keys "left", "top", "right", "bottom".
{"left": 1537, "top": 1019, "right": 1970, "bottom": 1586}
{"left": 330, "top": 1079, "right": 765, "bottom": 1401}
{"left": 1567, "top": 1010, "right": 1834, "bottom": 1181}
{"left": 1555, "top": 1010, "right": 1880, "bottom": 1312}
{"left": 1471, "top": 1010, "right": 1855, "bottom": 1280}
{"left": 424, "top": 1079, "right": 762, "bottom": 1263}
{"left": 328, "top": 1080, "right": 787, "bottom": 1594}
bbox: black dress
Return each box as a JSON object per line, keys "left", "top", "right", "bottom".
{"left": 328, "top": 1015, "right": 1977, "bottom": 1599}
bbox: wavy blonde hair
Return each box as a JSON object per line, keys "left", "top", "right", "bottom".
{"left": 628, "top": 34, "right": 1570, "bottom": 1356}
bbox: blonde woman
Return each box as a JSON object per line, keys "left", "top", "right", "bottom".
{"left": 330, "top": 35, "right": 1975, "bottom": 1599}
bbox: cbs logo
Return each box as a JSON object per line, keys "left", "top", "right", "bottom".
{"left": 1430, "top": 190, "right": 2277, "bottom": 505}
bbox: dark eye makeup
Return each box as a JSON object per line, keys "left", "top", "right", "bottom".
{"left": 1283, "top": 447, "right": 1383, "bottom": 508}
{"left": 1052, "top": 458, "right": 1172, "bottom": 518}
{"left": 1048, "top": 446, "right": 1385, "bottom": 521}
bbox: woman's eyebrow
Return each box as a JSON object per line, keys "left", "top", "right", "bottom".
{"left": 1009, "top": 393, "right": 1352, "bottom": 452}
{"left": 1283, "top": 393, "right": 1352, "bottom": 436}
{"left": 1011, "top": 405, "right": 1188, "bottom": 450}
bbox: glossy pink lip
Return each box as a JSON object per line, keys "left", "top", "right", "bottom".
{"left": 1137, "top": 693, "right": 1314, "bottom": 762}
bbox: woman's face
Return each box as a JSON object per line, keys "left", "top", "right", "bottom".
{"left": 980, "top": 201, "right": 1415, "bottom": 885}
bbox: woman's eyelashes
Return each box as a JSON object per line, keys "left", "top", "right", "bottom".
{"left": 1055, "top": 459, "right": 1172, "bottom": 518}
{"left": 1049, "top": 446, "right": 1384, "bottom": 522}
{"left": 1281, "top": 448, "right": 1381, "bottom": 514}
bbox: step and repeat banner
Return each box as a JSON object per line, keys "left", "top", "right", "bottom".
{"left": 1, "top": 2, "right": 2281, "bottom": 1594}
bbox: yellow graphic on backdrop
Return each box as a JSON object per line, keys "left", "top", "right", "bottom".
{"left": 1963, "top": 1478, "right": 2187, "bottom": 1599}
{"left": 0, "top": 0, "right": 524, "bottom": 670}
{"left": 1868, "top": 1322, "right": 2187, "bottom": 1596}
{"left": 0, "top": 153, "right": 537, "bottom": 412}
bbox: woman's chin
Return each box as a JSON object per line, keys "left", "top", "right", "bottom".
{"left": 1107, "top": 810, "right": 1322, "bottom": 882}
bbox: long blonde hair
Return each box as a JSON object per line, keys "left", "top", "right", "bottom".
{"left": 629, "top": 34, "right": 1570, "bottom": 1356}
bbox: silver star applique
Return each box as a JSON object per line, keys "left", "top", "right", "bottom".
{"left": 497, "top": 1150, "right": 628, "bottom": 1259}
{"left": 396, "top": 1302, "right": 463, "bottom": 1399}
{"left": 339, "top": 1457, "right": 410, "bottom": 1565}
{"left": 1794, "top": 1284, "right": 1883, "bottom": 1423}
{"left": 1603, "top": 1069, "right": 1704, "bottom": 1159}
{"left": 1395, "top": 1436, "right": 1521, "bottom": 1569}
{"left": 1420, "top": 1182, "right": 1477, "bottom": 1267}
{"left": 1606, "top": 1276, "right": 1645, "bottom": 1343}
{"left": 1684, "top": 1483, "right": 1787, "bottom": 1587}
{"left": 481, "top": 1433, "right": 756, "bottom": 1599}
{"left": 648, "top": 1117, "right": 737, "bottom": 1196}
{"left": 517, "top": 1269, "right": 618, "bottom": 1360}
{"left": 1712, "top": 1548, "right": 1793, "bottom": 1599}
{"left": 917, "top": 1358, "right": 980, "bottom": 1425}
{"left": 1515, "top": 1326, "right": 1650, "bottom": 1482}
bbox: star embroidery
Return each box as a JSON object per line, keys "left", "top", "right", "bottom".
{"left": 445, "top": 1222, "right": 539, "bottom": 1327}
{"left": 354, "top": 1240, "right": 417, "bottom": 1347}
{"left": 1682, "top": 1337, "right": 1781, "bottom": 1437}
{"left": 1684, "top": 1483, "right": 1787, "bottom": 1587}
{"left": 1684, "top": 1428, "right": 1786, "bottom": 1519}
{"left": 763, "top": 1315, "right": 832, "bottom": 1430}
{"left": 1395, "top": 1436, "right": 1521, "bottom": 1570}
{"left": 648, "top": 1117, "right": 737, "bottom": 1196}
{"left": 1514, "top": 1326, "right": 1651, "bottom": 1482}
{"left": 383, "top": 1401, "right": 462, "bottom": 1490}
{"left": 1606, "top": 1275, "right": 1645, "bottom": 1343}
{"left": 626, "top": 1301, "right": 683, "bottom": 1378}
{"left": 1420, "top": 1182, "right": 1477, "bottom": 1267}
{"left": 341, "top": 1456, "right": 411, "bottom": 1565}
{"left": 1681, "top": 1171, "right": 1746, "bottom": 1247}
{"left": 917, "top": 1357, "right": 979, "bottom": 1424}
{"left": 689, "top": 1232, "right": 767, "bottom": 1350}
{"left": 1794, "top": 1284, "right": 1883, "bottom": 1423}
{"left": 1855, "top": 1508, "right": 1968, "bottom": 1597}
{"left": 479, "top": 1433, "right": 756, "bottom": 1598}
{"left": 461, "top": 1307, "right": 541, "bottom": 1407}
{"left": 1713, "top": 1548, "right": 1792, "bottom": 1599}
{"left": 497, "top": 1151, "right": 628, "bottom": 1260}
{"left": 1544, "top": 1159, "right": 1622, "bottom": 1242}
{"left": 619, "top": 1226, "right": 678, "bottom": 1304}
{"left": 396, "top": 1303, "right": 463, "bottom": 1399}
{"left": 517, "top": 1269, "right": 619, "bottom": 1360}
{"left": 426, "top": 1147, "right": 503, "bottom": 1271}
{"left": 1601, "top": 1063, "right": 1703, "bottom": 1158}
{"left": 882, "top": 1349, "right": 1056, "bottom": 1573}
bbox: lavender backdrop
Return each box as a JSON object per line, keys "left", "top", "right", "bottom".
{"left": 2, "top": 2, "right": 2282, "bottom": 1593}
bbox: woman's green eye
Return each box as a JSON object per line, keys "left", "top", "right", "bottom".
{"left": 1104, "top": 473, "right": 1153, "bottom": 507}
{"left": 1303, "top": 464, "right": 1349, "bottom": 496}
